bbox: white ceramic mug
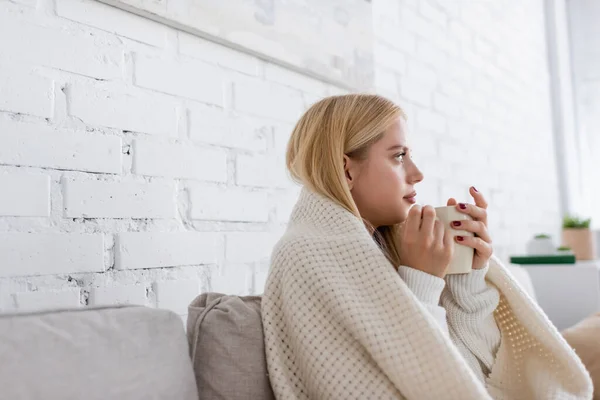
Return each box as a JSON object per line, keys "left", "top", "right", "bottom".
{"left": 434, "top": 206, "right": 474, "bottom": 274}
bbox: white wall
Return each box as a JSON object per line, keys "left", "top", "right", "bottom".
{"left": 373, "top": 0, "right": 561, "bottom": 258}
{"left": 0, "top": 0, "right": 562, "bottom": 316}
{"left": 567, "top": 0, "right": 600, "bottom": 226}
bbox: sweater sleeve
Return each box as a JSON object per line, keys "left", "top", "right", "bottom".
{"left": 397, "top": 266, "right": 449, "bottom": 336}
{"left": 440, "top": 263, "right": 501, "bottom": 376}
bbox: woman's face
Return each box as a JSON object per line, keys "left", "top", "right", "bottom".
{"left": 345, "top": 117, "right": 423, "bottom": 228}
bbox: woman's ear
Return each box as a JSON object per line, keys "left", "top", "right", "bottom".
{"left": 343, "top": 155, "right": 354, "bottom": 190}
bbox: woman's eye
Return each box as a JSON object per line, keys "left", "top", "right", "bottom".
{"left": 395, "top": 152, "right": 407, "bottom": 162}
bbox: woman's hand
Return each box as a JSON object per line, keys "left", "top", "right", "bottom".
{"left": 396, "top": 205, "right": 454, "bottom": 278}
{"left": 446, "top": 186, "right": 493, "bottom": 270}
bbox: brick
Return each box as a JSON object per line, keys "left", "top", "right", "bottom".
{"left": 0, "top": 67, "right": 53, "bottom": 117}
{"left": 13, "top": 288, "right": 81, "bottom": 311}
{"left": 407, "top": 60, "right": 438, "bottom": 86}
{"left": 401, "top": 7, "right": 438, "bottom": 39}
{"left": 63, "top": 179, "right": 175, "bottom": 219}
{"left": 189, "top": 186, "right": 269, "bottom": 222}
{"left": 0, "top": 173, "right": 50, "bottom": 217}
{"left": 211, "top": 264, "right": 251, "bottom": 296}
{"left": 56, "top": 0, "right": 167, "bottom": 46}
{"left": 264, "top": 64, "right": 328, "bottom": 96}
{"left": 187, "top": 106, "right": 268, "bottom": 151}
{"left": 399, "top": 78, "right": 432, "bottom": 107}
{"left": 0, "top": 12, "right": 122, "bottom": 80}
{"left": 225, "top": 232, "right": 278, "bottom": 263}
{"left": 116, "top": 232, "right": 220, "bottom": 269}
{"left": 416, "top": 109, "right": 446, "bottom": 134}
{"left": 416, "top": 40, "right": 448, "bottom": 67}
{"left": 179, "top": 32, "right": 260, "bottom": 76}
{"left": 236, "top": 154, "right": 288, "bottom": 188}
{"left": 233, "top": 78, "right": 305, "bottom": 122}
{"left": 419, "top": 1, "right": 447, "bottom": 27}
{"left": 433, "top": 92, "right": 460, "bottom": 117}
{"left": 408, "top": 130, "right": 438, "bottom": 158}
{"left": 68, "top": 82, "right": 178, "bottom": 136}
{"left": 375, "top": 42, "right": 407, "bottom": 74}
{"left": 133, "top": 139, "right": 227, "bottom": 182}
{"left": 0, "top": 233, "right": 104, "bottom": 278}
{"left": 253, "top": 264, "right": 269, "bottom": 295}
{"left": 374, "top": 68, "right": 399, "bottom": 97}
{"left": 272, "top": 190, "right": 300, "bottom": 223}
{"left": 449, "top": 21, "right": 472, "bottom": 47}
{"left": 88, "top": 285, "right": 147, "bottom": 306}
{"left": 153, "top": 279, "right": 200, "bottom": 315}
{"left": 134, "top": 54, "right": 224, "bottom": 106}
{"left": 0, "top": 119, "right": 121, "bottom": 174}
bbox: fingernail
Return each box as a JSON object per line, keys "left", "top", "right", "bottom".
{"left": 456, "top": 236, "right": 464, "bottom": 242}
{"left": 459, "top": 203, "right": 467, "bottom": 209}
{"left": 452, "top": 221, "right": 461, "bottom": 227}
{"left": 472, "top": 186, "right": 478, "bottom": 192}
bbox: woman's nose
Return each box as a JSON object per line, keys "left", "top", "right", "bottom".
{"left": 407, "top": 161, "right": 424, "bottom": 184}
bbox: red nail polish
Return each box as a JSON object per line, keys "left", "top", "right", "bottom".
{"left": 456, "top": 236, "right": 464, "bottom": 241}
{"left": 459, "top": 203, "right": 467, "bottom": 209}
{"left": 452, "top": 221, "right": 461, "bottom": 227}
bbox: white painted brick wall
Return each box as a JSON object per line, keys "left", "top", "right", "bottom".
{"left": 188, "top": 105, "right": 268, "bottom": 151}
{"left": 12, "top": 288, "right": 81, "bottom": 311}
{"left": 0, "top": 0, "right": 563, "bottom": 313}
{"left": 63, "top": 179, "right": 176, "bottom": 219}
{"left": 68, "top": 81, "right": 179, "bottom": 136}
{"left": 153, "top": 279, "right": 199, "bottom": 315}
{"left": 88, "top": 284, "right": 147, "bottom": 306}
{"left": 189, "top": 186, "right": 269, "bottom": 222}
{"left": 0, "top": 67, "right": 54, "bottom": 118}
{"left": 133, "top": 139, "right": 228, "bottom": 182}
{"left": 134, "top": 54, "right": 224, "bottom": 106}
{"left": 0, "top": 233, "right": 104, "bottom": 278}
{"left": 0, "top": 6, "right": 122, "bottom": 80}
{"left": 0, "top": 119, "right": 122, "bottom": 174}
{"left": 116, "top": 232, "right": 220, "bottom": 269}
{"left": 0, "top": 173, "right": 50, "bottom": 217}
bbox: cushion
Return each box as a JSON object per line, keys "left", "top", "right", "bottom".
{"left": 187, "top": 293, "right": 275, "bottom": 400}
{"left": 0, "top": 305, "right": 198, "bottom": 400}
{"left": 562, "top": 312, "right": 600, "bottom": 399}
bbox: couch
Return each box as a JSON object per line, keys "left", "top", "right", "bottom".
{"left": 0, "top": 265, "right": 597, "bottom": 400}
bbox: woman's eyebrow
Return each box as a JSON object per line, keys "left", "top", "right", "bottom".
{"left": 386, "top": 145, "right": 409, "bottom": 151}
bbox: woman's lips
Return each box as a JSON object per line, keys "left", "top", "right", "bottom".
{"left": 403, "top": 192, "right": 417, "bottom": 204}
{"left": 404, "top": 196, "right": 417, "bottom": 204}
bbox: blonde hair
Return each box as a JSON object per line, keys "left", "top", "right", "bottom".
{"left": 286, "top": 94, "right": 406, "bottom": 267}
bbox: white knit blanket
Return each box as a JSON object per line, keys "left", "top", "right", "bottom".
{"left": 262, "top": 188, "right": 592, "bottom": 399}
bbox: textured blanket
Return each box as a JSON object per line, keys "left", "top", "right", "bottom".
{"left": 263, "top": 188, "right": 592, "bottom": 399}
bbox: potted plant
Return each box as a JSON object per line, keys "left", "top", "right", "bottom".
{"left": 526, "top": 233, "right": 556, "bottom": 255}
{"left": 556, "top": 245, "right": 573, "bottom": 255}
{"left": 562, "top": 215, "right": 596, "bottom": 260}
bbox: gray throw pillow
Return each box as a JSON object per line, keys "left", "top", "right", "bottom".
{"left": 187, "top": 293, "right": 275, "bottom": 400}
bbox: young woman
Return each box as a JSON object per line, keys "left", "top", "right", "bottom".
{"left": 262, "top": 94, "right": 592, "bottom": 399}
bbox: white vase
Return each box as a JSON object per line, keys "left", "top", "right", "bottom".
{"left": 526, "top": 237, "right": 556, "bottom": 255}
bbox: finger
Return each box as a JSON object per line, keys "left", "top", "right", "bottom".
{"left": 447, "top": 197, "right": 458, "bottom": 206}
{"left": 443, "top": 225, "right": 454, "bottom": 252}
{"left": 420, "top": 205, "right": 436, "bottom": 236}
{"left": 456, "top": 202, "right": 487, "bottom": 224}
{"left": 455, "top": 235, "right": 493, "bottom": 257}
{"left": 469, "top": 186, "right": 488, "bottom": 210}
{"left": 405, "top": 205, "right": 422, "bottom": 235}
{"left": 433, "top": 219, "right": 445, "bottom": 246}
{"left": 449, "top": 220, "right": 492, "bottom": 243}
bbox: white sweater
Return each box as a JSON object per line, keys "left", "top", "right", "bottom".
{"left": 397, "top": 264, "right": 502, "bottom": 382}
{"left": 263, "top": 188, "right": 592, "bottom": 399}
